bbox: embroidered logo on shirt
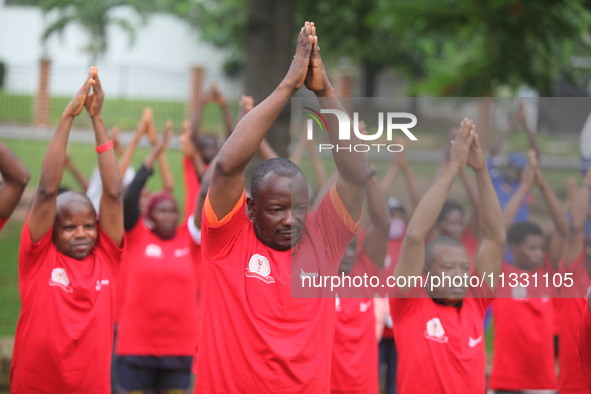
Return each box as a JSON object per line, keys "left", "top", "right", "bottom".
{"left": 245, "top": 254, "right": 275, "bottom": 284}
{"left": 512, "top": 285, "right": 527, "bottom": 299}
{"left": 174, "top": 247, "right": 190, "bottom": 258}
{"left": 468, "top": 335, "right": 482, "bottom": 348}
{"left": 145, "top": 243, "right": 163, "bottom": 258}
{"left": 95, "top": 279, "right": 110, "bottom": 291}
{"left": 299, "top": 269, "right": 319, "bottom": 280}
{"left": 424, "top": 317, "right": 448, "bottom": 343}
{"left": 384, "top": 254, "right": 392, "bottom": 268}
{"left": 359, "top": 301, "right": 372, "bottom": 312}
{"left": 49, "top": 268, "right": 73, "bottom": 293}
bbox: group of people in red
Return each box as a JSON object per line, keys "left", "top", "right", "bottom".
{"left": 3, "top": 21, "right": 591, "bottom": 394}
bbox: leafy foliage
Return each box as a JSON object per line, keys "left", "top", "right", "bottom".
{"left": 40, "top": 0, "right": 148, "bottom": 64}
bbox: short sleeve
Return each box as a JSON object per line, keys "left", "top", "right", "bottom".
{"left": 95, "top": 225, "right": 125, "bottom": 274}
{"left": 19, "top": 217, "right": 53, "bottom": 277}
{"left": 202, "top": 190, "right": 248, "bottom": 259}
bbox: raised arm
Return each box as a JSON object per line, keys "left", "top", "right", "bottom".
{"left": 124, "top": 129, "right": 172, "bottom": 231}
{"left": 394, "top": 119, "right": 473, "bottom": 285}
{"left": 533, "top": 153, "right": 568, "bottom": 268}
{"left": 111, "top": 127, "right": 125, "bottom": 157}
{"left": 118, "top": 110, "right": 148, "bottom": 178}
{"left": 181, "top": 120, "right": 206, "bottom": 179}
{"left": 563, "top": 168, "right": 591, "bottom": 267}
{"left": 86, "top": 69, "right": 123, "bottom": 247}
{"left": 363, "top": 173, "right": 390, "bottom": 268}
{"left": 28, "top": 70, "right": 94, "bottom": 241}
{"left": 305, "top": 25, "right": 368, "bottom": 220}
{"left": 468, "top": 132, "right": 506, "bottom": 290}
{"left": 210, "top": 82, "right": 235, "bottom": 139}
{"left": 157, "top": 121, "right": 175, "bottom": 193}
{"left": 0, "top": 142, "right": 30, "bottom": 220}
{"left": 502, "top": 155, "right": 535, "bottom": 230}
{"left": 460, "top": 168, "right": 480, "bottom": 237}
{"left": 208, "top": 23, "right": 313, "bottom": 219}
{"left": 397, "top": 146, "right": 420, "bottom": 212}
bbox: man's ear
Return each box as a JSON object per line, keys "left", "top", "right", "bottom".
{"left": 246, "top": 197, "right": 256, "bottom": 219}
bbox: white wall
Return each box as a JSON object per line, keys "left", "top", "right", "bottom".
{"left": 0, "top": 1, "right": 242, "bottom": 99}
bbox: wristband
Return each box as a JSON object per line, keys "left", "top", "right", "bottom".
{"left": 368, "top": 168, "right": 378, "bottom": 180}
{"left": 95, "top": 140, "right": 114, "bottom": 153}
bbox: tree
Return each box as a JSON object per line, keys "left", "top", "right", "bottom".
{"left": 377, "top": 0, "right": 591, "bottom": 96}
{"left": 168, "top": 0, "right": 296, "bottom": 156}
{"left": 40, "top": 0, "right": 148, "bottom": 65}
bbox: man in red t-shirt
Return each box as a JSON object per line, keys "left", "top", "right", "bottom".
{"left": 555, "top": 166, "right": 591, "bottom": 394}
{"left": 390, "top": 119, "right": 505, "bottom": 394}
{"left": 195, "top": 22, "right": 369, "bottom": 393}
{"left": 579, "top": 292, "right": 591, "bottom": 389}
{"left": 331, "top": 174, "right": 389, "bottom": 394}
{"left": 10, "top": 68, "right": 124, "bottom": 393}
{"left": 489, "top": 150, "right": 567, "bottom": 392}
{"left": 0, "top": 142, "right": 30, "bottom": 232}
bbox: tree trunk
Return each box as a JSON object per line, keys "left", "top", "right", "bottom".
{"left": 362, "top": 61, "right": 379, "bottom": 97}
{"left": 244, "top": 0, "right": 296, "bottom": 158}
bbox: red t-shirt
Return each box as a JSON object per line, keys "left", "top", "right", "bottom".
{"left": 195, "top": 186, "right": 357, "bottom": 393}
{"left": 183, "top": 157, "right": 201, "bottom": 221}
{"left": 390, "top": 285, "right": 492, "bottom": 394}
{"left": 557, "top": 253, "right": 591, "bottom": 393}
{"left": 11, "top": 218, "right": 123, "bottom": 393}
{"left": 116, "top": 219, "right": 199, "bottom": 356}
{"left": 579, "top": 302, "right": 591, "bottom": 389}
{"left": 489, "top": 262, "right": 558, "bottom": 391}
{"left": 0, "top": 217, "right": 6, "bottom": 232}
{"left": 331, "top": 297, "right": 378, "bottom": 394}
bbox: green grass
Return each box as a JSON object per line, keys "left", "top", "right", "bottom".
{"left": 0, "top": 221, "right": 22, "bottom": 336}
{"left": 0, "top": 90, "right": 238, "bottom": 131}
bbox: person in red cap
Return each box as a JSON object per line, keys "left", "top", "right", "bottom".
{"left": 115, "top": 128, "right": 200, "bottom": 394}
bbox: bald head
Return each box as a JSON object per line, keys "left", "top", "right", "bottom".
{"left": 56, "top": 191, "right": 96, "bottom": 219}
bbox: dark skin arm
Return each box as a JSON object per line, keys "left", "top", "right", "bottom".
{"left": 0, "top": 142, "right": 30, "bottom": 220}
{"left": 532, "top": 152, "right": 567, "bottom": 268}
{"left": 563, "top": 168, "right": 591, "bottom": 267}
{"left": 157, "top": 121, "right": 175, "bottom": 193}
{"left": 395, "top": 119, "right": 473, "bottom": 289}
{"left": 86, "top": 69, "right": 124, "bottom": 247}
{"left": 117, "top": 109, "right": 148, "bottom": 178}
{"left": 210, "top": 82, "right": 235, "bottom": 140}
{"left": 28, "top": 70, "right": 95, "bottom": 242}
{"left": 209, "top": 23, "right": 315, "bottom": 219}
{"left": 468, "top": 132, "right": 506, "bottom": 290}
{"left": 305, "top": 24, "right": 368, "bottom": 219}
{"left": 363, "top": 174, "right": 390, "bottom": 268}
{"left": 502, "top": 154, "right": 535, "bottom": 230}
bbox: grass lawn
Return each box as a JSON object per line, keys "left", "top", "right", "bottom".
{"left": 0, "top": 90, "right": 239, "bottom": 131}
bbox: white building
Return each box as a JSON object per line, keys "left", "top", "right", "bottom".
{"left": 0, "top": 0, "right": 242, "bottom": 100}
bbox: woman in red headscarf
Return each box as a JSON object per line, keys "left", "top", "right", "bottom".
{"left": 115, "top": 130, "right": 200, "bottom": 394}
